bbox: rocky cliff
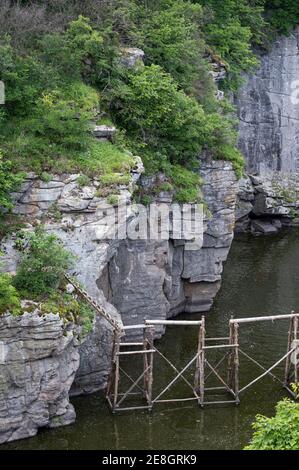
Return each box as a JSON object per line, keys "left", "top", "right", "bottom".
{"left": 0, "top": 309, "right": 80, "bottom": 444}
{"left": 0, "top": 47, "right": 240, "bottom": 444}
{"left": 236, "top": 27, "right": 299, "bottom": 233}
{"left": 0, "top": 159, "right": 237, "bottom": 402}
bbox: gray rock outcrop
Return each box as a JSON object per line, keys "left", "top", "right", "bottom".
{"left": 235, "top": 172, "right": 299, "bottom": 234}
{"left": 1, "top": 157, "right": 238, "bottom": 406}
{"left": 0, "top": 311, "right": 80, "bottom": 444}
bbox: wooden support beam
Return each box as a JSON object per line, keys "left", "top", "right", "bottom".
{"left": 230, "top": 313, "right": 299, "bottom": 324}
{"left": 205, "top": 359, "right": 236, "bottom": 398}
{"left": 198, "top": 316, "right": 206, "bottom": 407}
{"left": 202, "top": 400, "right": 238, "bottom": 406}
{"left": 145, "top": 320, "right": 203, "bottom": 326}
{"left": 117, "top": 349, "right": 156, "bottom": 356}
{"left": 116, "top": 366, "right": 151, "bottom": 408}
{"left": 123, "top": 324, "right": 153, "bottom": 330}
{"left": 154, "top": 348, "right": 200, "bottom": 400}
{"left": 152, "top": 353, "right": 200, "bottom": 404}
{"left": 239, "top": 348, "right": 284, "bottom": 385}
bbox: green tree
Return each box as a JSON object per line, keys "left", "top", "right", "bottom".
{"left": 265, "top": 0, "right": 299, "bottom": 36}
{"left": 199, "top": 0, "right": 266, "bottom": 88}
{"left": 245, "top": 399, "right": 299, "bottom": 450}
{"left": 110, "top": 64, "right": 210, "bottom": 165}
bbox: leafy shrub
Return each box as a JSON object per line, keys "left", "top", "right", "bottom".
{"left": 264, "top": 0, "right": 299, "bottom": 36}
{"left": 200, "top": 0, "right": 265, "bottom": 88}
{"left": 0, "top": 272, "right": 21, "bottom": 316}
{"left": 77, "top": 175, "right": 91, "bottom": 187}
{"left": 139, "top": 0, "right": 214, "bottom": 99}
{"left": 245, "top": 399, "right": 299, "bottom": 450}
{"left": 0, "top": 151, "right": 23, "bottom": 216}
{"left": 13, "top": 227, "right": 74, "bottom": 297}
{"left": 25, "top": 82, "right": 99, "bottom": 150}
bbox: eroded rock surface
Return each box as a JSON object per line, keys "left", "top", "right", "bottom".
{"left": 109, "top": 160, "right": 238, "bottom": 326}
{"left": 0, "top": 311, "right": 80, "bottom": 444}
{"left": 237, "top": 27, "right": 299, "bottom": 174}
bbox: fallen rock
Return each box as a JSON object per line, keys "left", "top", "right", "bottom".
{"left": 251, "top": 219, "right": 278, "bottom": 235}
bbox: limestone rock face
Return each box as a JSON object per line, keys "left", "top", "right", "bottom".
{"left": 183, "top": 161, "right": 237, "bottom": 312}
{"left": 237, "top": 27, "right": 299, "bottom": 174}
{"left": 235, "top": 27, "right": 299, "bottom": 232}
{"left": 0, "top": 311, "right": 80, "bottom": 444}
{"left": 108, "top": 161, "right": 238, "bottom": 325}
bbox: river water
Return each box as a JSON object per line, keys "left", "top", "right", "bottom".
{"left": 3, "top": 230, "right": 299, "bottom": 450}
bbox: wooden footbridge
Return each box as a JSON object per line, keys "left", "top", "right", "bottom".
{"left": 66, "top": 275, "right": 299, "bottom": 413}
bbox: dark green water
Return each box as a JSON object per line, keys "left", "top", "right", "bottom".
{"left": 3, "top": 230, "right": 299, "bottom": 450}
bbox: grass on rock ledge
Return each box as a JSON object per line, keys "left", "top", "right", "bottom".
{"left": 0, "top": 228, "right": 95, "bottom": 335}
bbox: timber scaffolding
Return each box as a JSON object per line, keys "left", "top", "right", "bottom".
{"left": 106, "top": 314, "right": 299, "bottom": 412}
{"left": 64, "top": 276, "right": 299, "bottom": 412}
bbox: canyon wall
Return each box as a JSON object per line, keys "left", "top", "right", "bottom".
{"left": 236, "top": 27, "right": 299, "bottom": 233}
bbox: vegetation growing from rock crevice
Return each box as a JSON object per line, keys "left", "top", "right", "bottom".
{"left": 0, "top": 227, "right": 95, "bottom": 333}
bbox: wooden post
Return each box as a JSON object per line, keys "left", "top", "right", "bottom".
{"left": 233, "top": 323, "right": 240, "bottom": 404}
{"left": 227, "top": 320, "right": 235, "bottom": 390}
{"left": 147, "top": 327, "right": 155, "bottom": 410}
{"left": 112, "top": 330, "right": 121, "bottom": 412}
{"left": 106, "top": 329, "right": 120, "bottom": 411}
{"left": 284, "top": 316, "right": 294, "bottom": 387}
{"left": 198, "top": 316, "right": 205, "bottom": 407}
{"left": 143, "top": 326, "right": 149, "bottom": 398}
{"left": 194, "top": 323, "right": 201, "bottom": 392}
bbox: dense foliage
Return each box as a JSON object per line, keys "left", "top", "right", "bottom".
{"left": 245, "top": 398, "right": 299, "bottom": 450}
{"left": 13, "top": 227, "right": 74, "bottom": 297}
{"left": 0, "top": 271, "right": 21, "bottom": 315}
{"left": 0, "top": 0, "right": 298, "bottom": 207}
{"left": 0, "top": 151, "right": 23, "bottom": 215}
